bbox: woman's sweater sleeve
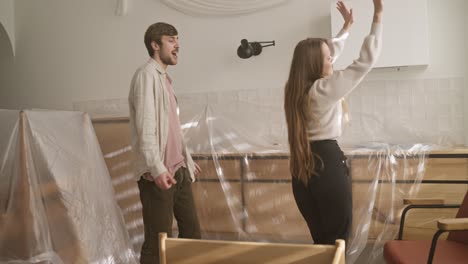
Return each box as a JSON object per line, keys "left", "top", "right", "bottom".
{"left": 313, "top": 23, "right": 383, "bottom": 104}
{"left": 327, "top": 28, "right": 350, "bottom": 64}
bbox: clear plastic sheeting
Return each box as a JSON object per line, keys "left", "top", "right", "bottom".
{"left": 180, "top": 105, "right": 438, "bottom": 263}
{"left": 0, "top": 109, "right": 137, "bottom": 264}
{"left": 346, "top": 143, "right": 432, "bottom": 263}
{"left": 81, "top": 96, "right": 465, "bottom": 263}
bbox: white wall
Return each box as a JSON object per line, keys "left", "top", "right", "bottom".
{"left": 0, "top": 0, "right": 329, "bottom": 110}
{"left": 0, "top": 0, "right": 466, "bottom": 145}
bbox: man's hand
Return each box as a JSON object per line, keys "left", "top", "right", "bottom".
{"left": 154, "top": 171, "right": 177, "bottom": 190}
{"left": 194, "top": 163, "right": 202, "bottom": 177}
{"left": 337, "top": 1, "right": 353, "bottom": 31}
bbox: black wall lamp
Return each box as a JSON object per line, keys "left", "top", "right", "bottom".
{"left": 237, "top": 39, "right": 275, "bottom": 59}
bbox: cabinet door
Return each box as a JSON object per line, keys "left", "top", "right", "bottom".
{"left": 242, "top": 158, "right": 310, "bottom": 242}
{"left": 192, "top": 181, "right": 243, "bottom": 234}
{"left": 93, "top": 120, "right": 143, "bottom": 249}
{"left": 244, "top": 182, "right": 310, "bottom": 242}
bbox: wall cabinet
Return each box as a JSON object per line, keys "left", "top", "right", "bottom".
{"left": 330, "top": 0, "right": 430, "bottom": 70}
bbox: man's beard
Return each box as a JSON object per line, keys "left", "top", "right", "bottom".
{"left": 160, "top": 53, "right": 177, "bottom": 66}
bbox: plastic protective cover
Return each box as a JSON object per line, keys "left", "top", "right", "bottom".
{"left": 0, "top": 110, "right": 137, "bottom": 264}
{"left": 14, "top": 99, "right": 460, "bottom": 264}
{"left": 179, "top": 104, "right": 436, "bottom": 264}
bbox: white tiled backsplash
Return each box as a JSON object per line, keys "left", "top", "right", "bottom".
{"left": 178, "top": 77, "right": 466, "bottom": 147}
{"left": 75, "top": 77, "right": 466, "bottom": 148}
{"left": 342, "top": 78, "right": 465, "bottom": 146}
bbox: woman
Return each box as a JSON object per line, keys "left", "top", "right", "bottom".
{"left": 284, "top": 0, "right": 383, "bottom": 245}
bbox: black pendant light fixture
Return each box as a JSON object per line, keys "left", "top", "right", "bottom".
{"left": 237, "top": 39, "right": 275, "bottom": 59}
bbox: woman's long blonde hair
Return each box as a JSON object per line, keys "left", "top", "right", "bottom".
{"left": 284, "top": 38, "right": 327, "bottom": 186}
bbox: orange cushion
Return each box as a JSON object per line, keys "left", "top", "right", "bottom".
{"left": 384, "top": 240, "right": 468, "bottom": 264}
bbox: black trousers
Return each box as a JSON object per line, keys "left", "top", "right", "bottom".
{"left": 138, "top": 167, "right": 201, "bottom": 264}
{"left": 292, "top": 140, "right": 352, "bottom": 245}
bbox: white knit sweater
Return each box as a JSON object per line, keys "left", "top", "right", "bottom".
{"left": 307, "top": 23, "right": 383, "bottom": 141}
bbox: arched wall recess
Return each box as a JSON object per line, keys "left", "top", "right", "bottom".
{"left": 0, "top": 0, "right": 15, "bottom": 56}
{"left": 0, "top": 23, "right": 14, "bottom": 58}
{"left": 159, "top": 0, "right": 289, "bottom": 16}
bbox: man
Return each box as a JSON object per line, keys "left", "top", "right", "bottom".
{"left": 128, "top": 22, "right": 202, "bottom": 264}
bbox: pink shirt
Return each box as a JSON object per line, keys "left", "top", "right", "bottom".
{"left": 163, "top": 75, "right": 186, "bottom": 176}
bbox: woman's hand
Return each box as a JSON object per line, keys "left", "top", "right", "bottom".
{"left": 373, "top": 0, "right": 383, "bottom": 14}
{"left": 373, "top": 0, "right": 383, "bottom": 23}
{"left": 337, "top": 1, "right": 353, "bottom": 31}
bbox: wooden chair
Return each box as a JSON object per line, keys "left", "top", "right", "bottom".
{"left": 159, "top": 233, "right": 345, "bottom": 264}
{"left": 384, "top": 191, "right": 468, "bottom": 264}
